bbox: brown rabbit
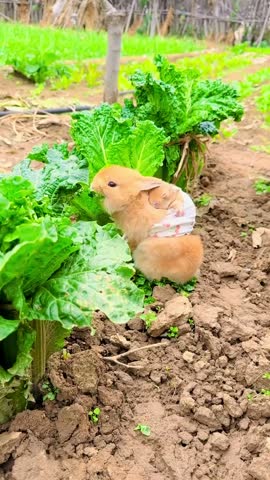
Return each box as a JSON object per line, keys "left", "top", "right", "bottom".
{"left": 91, "top": 165, "right": 203, "bottom": 284}
{"left": 148, "top": 182, "right": 184, "bottom": 211}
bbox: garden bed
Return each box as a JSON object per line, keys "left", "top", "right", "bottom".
{"left": 0, "top": 126, "right": 270, "bottom": 480}
{"left": 0, "top": 53, "right": 270, "bottom": 480}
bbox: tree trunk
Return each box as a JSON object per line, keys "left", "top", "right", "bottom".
{"left": 103, "top": 11, "right": 125, "bottom": 104}
{"left": 246, "top": 0, "right": 260, "bottom": 42}
{"left": 149, "top": 0, "right": 158, "bottom": 37}
{"left": 255, "top": 0, "right": 270, "bottom": 45}
{"left": 124, "top": 0, "right": 136, "bottom": 33}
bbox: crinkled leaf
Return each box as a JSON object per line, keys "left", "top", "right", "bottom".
{"left": 0, "top": 176, "right": 37, "bottom": 248}
{"left": 31, "top": 270, "right": 144, "bottom": 327}
{"left": 8, "top": 327, "right": 35, "bottom": 376}
{"left": 128, "top": 120, "right": 167, "bottom": 175}
{"left": 0, "top": 375, "right": 31, "bottom": 424}
{"left": 0, "top": 217, "right": 78, "bottom": 298}
{"left": 130, "top": 56, "right": 244, "bottom": 139}
{"left": 0, "top": 317, "right": 20, "bottom": 341}
{"left": 30, "top": 222, "right": 144, "bottom": 327}
{"left": 71, "top": 104, "right": 132, "bottom": 180}
{"left": 71, "top": 104, "right": 167, "bottom": 179}
{"left": 0, "top": 326, "right": 34, "bottom": 423}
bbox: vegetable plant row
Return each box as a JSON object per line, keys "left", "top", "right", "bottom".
{"left": 0, "top": 56, "right": 243, "bottom": 423}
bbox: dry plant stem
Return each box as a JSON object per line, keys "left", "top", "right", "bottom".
{"left": 173, "top": 139, "right": 190, "bottom": 184}
{"left": 104, "top": 341, "right": 169, "bottom": 369}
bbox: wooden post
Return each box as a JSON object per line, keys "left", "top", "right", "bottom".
{"left": 103, "top": 11, "right": 125, "bottom": 104}
{"left": 149, "top": 0, "right": 158, "bottom": 37}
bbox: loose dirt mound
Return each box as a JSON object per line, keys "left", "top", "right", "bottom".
{"left": 0, "top": 145, "right": 269, "bottom": 479}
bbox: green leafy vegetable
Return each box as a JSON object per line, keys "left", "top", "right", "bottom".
{"left": 71, "top": 55, "right": 243, "bottom": 190}
{"left": 0, "top": 174, "right": 144, "bottom": 424}
{"left": 30, "top": 222, "right": 144, "bottom": 328}
{"left": 71, "top": 104, "right": 168, "bottom": 181}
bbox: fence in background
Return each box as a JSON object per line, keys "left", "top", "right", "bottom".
{"left": 0, "top": 0, "right": 269, "bottom": 45}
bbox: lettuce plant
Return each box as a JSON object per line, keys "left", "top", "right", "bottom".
{"left": 71, "top": 55, "right": 244, "bottom": 190}
{"left": 0, "top": 175, "right": 144, "bottom": 424}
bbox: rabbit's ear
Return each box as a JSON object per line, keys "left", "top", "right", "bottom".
{"left": 138, "top": 177, "right": 162, "bottom": 191}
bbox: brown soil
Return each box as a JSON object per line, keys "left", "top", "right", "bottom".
{"left": 0, "top": 60, "right": 270, "bottom": 480}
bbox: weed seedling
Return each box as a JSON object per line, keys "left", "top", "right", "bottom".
{"left": 261, "top": 389, "right": 270, "bottom": 396}
{"left": 195, "top": 193, "right": 213, "bottom": 207}
{"left": 251, "top": 145, "right": 270, "bottom": 155}
{"left": 253, "top": 178, "right": 270, "bottom": 195}
{"left": 62, "top": 348, "right": 71, "bottom": 360}
{"left": 188, "top": 318, "right": 195, "bottom": 329}
{"left": 247, "top": 392, "right": 254, "bottom": 401}
{"left": 240, "top": 231, "right": 248, "bottom": 238}
{"left": 167, "top": 326, "right": 179, "bottom": 338}
{"left": 262, "top": 372, "right": 270, "bottom": 380}
{"left": 135, "top": 424, "right": 151, "bottom": 436}
{"left": 42, "top": 380, "right": 59, "bottom": 401}
{"left": 140, "top": 311, "right": 157, "bottom": 329}
{"left": 88, "top": 407, "right": 101, "bottom": 424}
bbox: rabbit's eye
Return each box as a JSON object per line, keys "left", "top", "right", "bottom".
{"left": 108, "top": 181, "right": 117, "bottom": 187}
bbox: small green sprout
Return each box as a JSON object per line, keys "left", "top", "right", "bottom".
{"left": 167, "top": 326, "right": 179, "bottom": 338}
{"left": 135, "top": 424, "right": 151, "bottom": 436}
{"left": 188, "top": 318, "right": 195, "bottom": 328}
{"left": 140, "top": 311, "right": 157, "bottom": 329}
{"left": 254, "top": 178, "right": 270, "bottom": 195}
{"left": 62, "top": 348, "right": 71, "bottom": 360}
{"left": 262, "top": 372, "right": 270, "bottom": 380}
{"left": 240, "top": 231, "right": 248, "bottom": 238}
{"left": 195, "top": 193, "right": 213, "bottom": 207}
{"left": 247, "top": 392, "right": 254, "bottom": 401}
{"left": 251, "top": 145, "right": 270, "bottom": 155}
{"left": 261, "top": 389, "right": 270, "bottom": 396}
{"left": 88, "top": 407, "right": 101, "bottom": 424}
{"left": 42, "top": 380, "right": 59, "bottom": 401}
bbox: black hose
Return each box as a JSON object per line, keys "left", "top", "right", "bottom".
{"left": 0, "top": 105, "right": 93, "bottom": 117}
{"left": 0, "top": 90, "right": 135, "bottom": 118}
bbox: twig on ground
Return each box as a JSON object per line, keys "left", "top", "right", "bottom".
{"left": 104, "top": 341, "right": 169, "bottom": 369}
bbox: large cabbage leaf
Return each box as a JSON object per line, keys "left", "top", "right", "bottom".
{"left": 0, "top": 217, "right": 78, "bottom": 298}
{"left": 29, "top": 222, "right": 144, "bottom": 328}
{"left": 71, "top": 103, "right": 167, "bottom": 180}
{"left": 129, "top": 55, "right": 244, "bottom": 139}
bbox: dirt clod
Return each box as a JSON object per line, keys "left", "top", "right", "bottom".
{"left": 248, "top": 452, "right": 270, "bottom": 480}
{"left": 210, "top": 432, "right": 230, "bottom": 451}
{"left": 148, "top": 295, "right": 192, "bottom": 337}
{"left": 0, "top": 432, "right": 23, "bottom": 465}
{"left": 194, "top": 407, "right": 221, "bottom": 429}
{"left": 56, "top": 404, "right": 90, "bottom": 445}
{"left": 152, "top": 285, "right": 176, "bottom": 303}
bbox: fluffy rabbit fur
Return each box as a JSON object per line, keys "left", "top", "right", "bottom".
{"left": 148, "top": 182, "right": 184, "bottom": 211}
{"left": 91, "top": 165, "right": 203, "bottom": 284}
